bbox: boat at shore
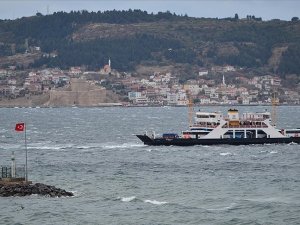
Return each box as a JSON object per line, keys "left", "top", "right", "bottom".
{"left": 136, "top": 108, "right": 300, "bottom": 146}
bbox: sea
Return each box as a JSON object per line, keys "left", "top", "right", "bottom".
{"left": 0, "top": 106, "right": 299, "bottom": 225}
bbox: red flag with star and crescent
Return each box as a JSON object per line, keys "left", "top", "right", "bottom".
{"left": 15, "top": 123, "right": 25, "bottom": 132}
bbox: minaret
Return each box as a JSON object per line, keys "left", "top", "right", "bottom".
{"left": 222, "top": 74, "right": 226, "bottom": 86}
{"left": 108, "top": 58, "right": 111, "bottom": 68}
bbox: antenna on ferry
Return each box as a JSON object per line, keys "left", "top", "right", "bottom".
{"left": 271, "top": 90, "right": 279, "bottom": 126}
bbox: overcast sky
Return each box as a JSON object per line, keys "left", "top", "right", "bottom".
{"left": 0, "top": 0, "right": 299, "bottom": 21}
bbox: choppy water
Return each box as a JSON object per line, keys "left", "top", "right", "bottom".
{"left": 0, "top": 106, "right": 299, "bottom": 225}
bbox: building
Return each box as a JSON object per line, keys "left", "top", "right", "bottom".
{"left": 128, "top": 91, "right": 142, "bottom": 100}
{"left": 100, "top": 58, "right": 112, "bottom": 74}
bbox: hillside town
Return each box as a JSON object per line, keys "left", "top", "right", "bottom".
{"left": 0, "top": 60, "right": 299, "bottom": 106}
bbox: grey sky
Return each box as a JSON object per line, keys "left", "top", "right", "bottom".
{"left": 0, "top": 0, "right": 299, "bottom": 21}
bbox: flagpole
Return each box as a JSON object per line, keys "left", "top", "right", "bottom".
{"left": 25, "top": 123, "right": 28, "bottom": 182}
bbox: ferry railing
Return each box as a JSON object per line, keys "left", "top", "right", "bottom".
{"left": 222, "top": 124, "right": 268, "bottom": 128}
{"left": 191, "top": 124, "right": 218, "bottom": 128}
{"left": 223, "top": 117, "right": 266, "bottom": 122}
{"left": 192, "top": 122, "right": 268, "bottom": 129}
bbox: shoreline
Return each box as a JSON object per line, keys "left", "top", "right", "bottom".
{"left": 0, "top": 104, "right": 299, "bottom": 108}
{"left": 0, "top": 182, "right": 73, "bottom": 197}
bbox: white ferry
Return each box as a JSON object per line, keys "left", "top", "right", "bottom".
{"left": 137, "top": 109, "right": 300, "bottom": 146}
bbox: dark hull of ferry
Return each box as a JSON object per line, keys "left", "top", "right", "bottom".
{"left": 136, "top": 135, "right": 300, "bottom": 146}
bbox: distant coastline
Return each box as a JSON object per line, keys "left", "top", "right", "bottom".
{"left": 1, "top": 103, "right": 299, "bottom": 108}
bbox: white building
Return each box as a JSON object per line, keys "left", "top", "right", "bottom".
{"left": 200, "top": 97, "right": 210, "bottom": 104}
{"left": 242, "top": 98, "right": 250, "bottom": 105}
{"left": 128, "top": 92, "right": 142, "bottom": 100}
{"left": 199, "top": 70, "right": 209, "bottom": 76}
{"left": 167, "top": 93, "right": 178, "bottom": 105}
{"left": 134, "top": 96, "right": 149, "bottom": 105}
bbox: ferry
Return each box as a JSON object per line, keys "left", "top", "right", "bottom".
{"left": 136, "top": 109, "right": 300, "bottom": 146}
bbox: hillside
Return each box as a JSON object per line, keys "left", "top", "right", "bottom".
{"left": 0, "top": 10, "right": 300, "bottom": 78}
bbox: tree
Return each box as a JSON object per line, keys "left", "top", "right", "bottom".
{"left": 291, "top": 17, "right": 299, "bottom": 22}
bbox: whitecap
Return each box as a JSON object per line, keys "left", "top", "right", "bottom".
{"left": 28, "top": 146, "right": 66, "bottom": 150}
{"left": 28, "top": 143, "right": 75, "bottom": 150}
{"left": 259, "top": 150, "right": 267, "bottom": 153}
{"left": 102, "top": 143, "right": 144, "bottom": 150}
{"left": 144, "top": 199, "right": 168, "bottom": 205}
{"left": 270, "top": 151, "right": 278, "bottom": 154}
{"left": 220, "top": 152, "right": 232, "bottom": 156}
{"left": 76, "top": 145, "right": 99, "bottom": 149}
{"left": 70, "top": 190, "right": 80, "bottom": 197}
{"left": 120, "top": 196, "right": 136, "bottom": 202}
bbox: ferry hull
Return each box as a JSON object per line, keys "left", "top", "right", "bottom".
{"left": 136, "top": 135, "right": 300, "bottom": 146}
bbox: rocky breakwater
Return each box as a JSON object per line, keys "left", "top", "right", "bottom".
{"left": 0, "top": 182, "right": 74, "bottom": 197}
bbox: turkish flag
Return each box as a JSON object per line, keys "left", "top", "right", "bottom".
{"left": 15, "top": 123, "right": 25, "bottom": 132}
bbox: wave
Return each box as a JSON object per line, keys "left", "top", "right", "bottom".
{"left": 28, "top": 145, "right": 73, "bottom": 150}
{"left": 118, "top": 196, "right": 168, "bottom": 205}
{"left": 119, "top": 196, "right": 137, "bottom": 202}
{"left": 259, "top": 150, "right": 268, "bottom": 153}
{"left": 288, "top": 142, "right": 298, "bottom": 145}
{"left": 144, "top": 199, "right": 168, "bottom": 205}
{"left": 205, "top": 202, "right": 236, "bottom": 211}
{"left": 101, "top": 143, "right": 144, "bottom": 150}
{"left": 146, "top": 116, "right": 160, "bottom": 119}
{"left": 220, "top": 152, "right": 232, "bottom": 156}
{"left": 244, "top": 197, "right": 292, "bottom": 204}
{"left": 29, "top": 146, "right": 61, "bottom": 150}
{"left": 26, "top": 142, "right": 144, "bottom": 151}
{"left": 70, "top": 190, "right": 80, "bottom": 197}
{"left": 75, "top": 144, "right": 104, "bottom": 150}
{"left": 28, "top": 143, "right": 103, "bottom": 151}
{"left": 269, "top": 151, "right": 278, "bottom": 154}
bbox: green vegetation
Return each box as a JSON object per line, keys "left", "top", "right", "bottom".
{"left": 33, "top": 34, "right": 182, "bottom": 70}
{"left": 0, "top": 10, "right": 299, "bottom": 77}
{"left": 278, "top": 44, "right": 300, "bottom": 75}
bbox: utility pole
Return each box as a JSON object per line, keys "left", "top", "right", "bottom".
{"left": 25, "top": 124, "right": 28, "bottom": 182}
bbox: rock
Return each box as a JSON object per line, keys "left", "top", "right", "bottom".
{"left": 0, "top": 183, "right": 73, "bottom": 197}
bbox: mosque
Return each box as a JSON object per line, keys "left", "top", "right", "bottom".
{"left": 100, "top": 58, "right": 112, "bottom": 75}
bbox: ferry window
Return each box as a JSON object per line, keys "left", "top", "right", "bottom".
{"left": 224, "top": 130, "right": 233, "bottom": 134}
{"left": 257, "top": 130, "right": 267, "bottom": 134}
{"left": 197, "top": 115, "right": 209, "bottom": 118}
{"left": 286, "top": 130, "right": 300, "bottom": 134}
{"left": 209, "top": 115, "right": 216, "bottom": 118}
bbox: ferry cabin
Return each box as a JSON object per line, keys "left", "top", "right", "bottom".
{"left": 182, "top": 109, "right": 286, "bottom": 139}
{"left": 283, "top": 129, "right": 300, "bottom": 137}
